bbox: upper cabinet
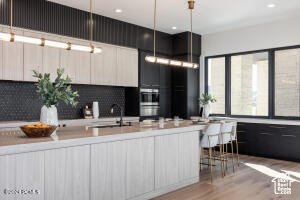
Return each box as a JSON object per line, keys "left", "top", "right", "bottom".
{"left": 140, "top": 51, "right": 160, "bottom": 88}
{"left": 116, "top": 47, "right": 138, "bottom": 87}
{"left": 61, "top": 38, "right": 91, "bottom": 84}
{"left": 2, "top": 28, "right": 23, "bottom": 81}
{"left": 0, "top": 28, "right": 3, "bottom": 79}
{"left": 42, "top": 34, "right": 61, "bottom": 82}
{"left": 0, "top": 26, "right": 138, "bottom": 87}
{"left": 23, "top": 31, "right": 43, "bottom": 82}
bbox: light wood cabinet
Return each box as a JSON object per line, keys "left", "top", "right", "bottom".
{"left": 0, "top": 151, "right": 45, "bottom": 200}
{"left": 91, "top": 140, "right": 127, "bottom": 200}
{"left": 155, "top": 134, "right": 179, "bottom": 189}
{"left": 45, "top": 145, "right": 90, "bottom": 200}
{"left": 60, "top": 38, "right": 91, "bottom": 84}
{"left": 2, "top": 28, "right": 23, "bottom": 81}
{"left": 23, "top": 31, "right": 43, "bottom": 82}
{"left": 0, "top": 27, "right": 3, "bottom": 80}
{"left": 178, "top": 131, "right": 199, "bottom": 181}
{"left": 126, "top": 137, "right": 155, "bottom": 199}
{"left": 91, "top": 44, "right": 118, "bottom": 86}
{"left": 42, "top": 34, "right": 61, "bottom": 82}
{"left": 116, "top": 47, "right": 138, "bottom": 87}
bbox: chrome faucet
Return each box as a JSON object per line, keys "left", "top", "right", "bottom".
{"left": 110, "top": 104, "right": 123, "bottom": 127}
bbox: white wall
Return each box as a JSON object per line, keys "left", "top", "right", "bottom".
{"left": 200, "top": 15, "right": 300, "bottom": 94}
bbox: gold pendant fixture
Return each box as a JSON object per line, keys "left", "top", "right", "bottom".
{"left": 145, "top": 0, "right": 198, "bottom": 69}
{"left": 0, "top": 0, "right": 102, "bottom": 54}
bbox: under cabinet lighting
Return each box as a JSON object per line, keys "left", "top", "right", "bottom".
{"left": 170, "top": 60, "right": 182, "bottom": 66}
{"left": 145, "top": 56, "right": 156, "bottom": 63}
{"left": 0, "top": 32, "right": 12, "bottom": 41}
{"left": 0, "top": 32, "right": 102, "bottom": 54}
{"left": 156, "top": 58, "right": 169, "bottom": 65}
{"left": 14, "top": 35, "right": 42, "bottom": 45}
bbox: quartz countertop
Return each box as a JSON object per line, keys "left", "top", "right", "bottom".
{"left": 0, "top": 116, "right": 139, "bottom": 128}
{"left": 0, "top": 120, "right": 204, "bottom": 156}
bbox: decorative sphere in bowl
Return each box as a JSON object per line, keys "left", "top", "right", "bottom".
{"left": 20, "top": 123, "right": 57, "bottom": 137}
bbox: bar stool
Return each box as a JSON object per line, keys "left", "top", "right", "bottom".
{"left": 218, "top": 122, "right": 235, "bottom": 175}
{"left": 200, "top": 123, "right": 223, "bottom": 183}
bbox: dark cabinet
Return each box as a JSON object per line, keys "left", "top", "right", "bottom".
{"left": 159, "top": 88, "right": 172, "bottom": 118}
{"left": 236, "top": 122, "right": 300, "bottom": 162}
{"left": 139, "top": 51, "right": 160, "bottom": 88}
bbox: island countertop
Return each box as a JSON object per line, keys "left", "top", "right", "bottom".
{"left": 0, "top": 120, "right": 204, "bottom": 156}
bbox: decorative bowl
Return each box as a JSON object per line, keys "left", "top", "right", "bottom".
{"left": 20, "top": 125, "right": 57, "bottom": 137}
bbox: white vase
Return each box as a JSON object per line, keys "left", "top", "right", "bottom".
{"left": 92, "top": 101, "right": 99, "bottom": 119}
{"left": 40, "top": 105, "right": 58, "bottom": 126}
{"left": 203, "top": 104, "right": 210, "bottom": 118}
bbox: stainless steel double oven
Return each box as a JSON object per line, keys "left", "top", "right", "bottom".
{"left": 140, "top": 88, "right": 160, "bottom": 117}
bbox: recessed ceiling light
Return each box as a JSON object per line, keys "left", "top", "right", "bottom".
{"left": 115, "top": 9, "right": 122, "bottom": 13}
{"left": 267, "top": 4, "right": 276, "bottom": 8}
{"left": 172, "top": 26, "right": 177, "bottom": 30}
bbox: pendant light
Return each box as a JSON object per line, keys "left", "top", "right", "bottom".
{"left": 0, "top": 0, "right": 102, "bottom": 54}
{"left": 145, "top": 0, "right": 198, "bottom": 69}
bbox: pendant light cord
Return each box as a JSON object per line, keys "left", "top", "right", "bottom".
{"left": 190, "top": 8, "right": 193, "bottom": 63}
{"left": 90, "top": 0, "right": 93, "bottom": 47}
{"left": 10, "top": 0, "right": 13, "bottom": 34}
{"left": 153, "top": 0, "right": 157, "bottom": 57}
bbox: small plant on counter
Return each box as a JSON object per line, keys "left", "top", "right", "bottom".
{"left": 199, "top": 93, "right": 216, "bottom": 105}
{"left": 33, "top": 68, "right": 79, "bottom": 108}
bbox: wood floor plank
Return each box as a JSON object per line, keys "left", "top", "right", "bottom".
{"left": 152, "top": 155, "right": 300, "bottom": 200}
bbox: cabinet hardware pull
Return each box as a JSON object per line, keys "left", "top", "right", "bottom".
{"left": 259, "top": 133, "right": 273, "bottom": 136}
{"left": 269, "top": 126, "right": 286, "bottom": 129}
{"left": 238, "top": 142, "right": 245, "bottom": 144}
{"left": 281, "top": 134, "right": 296, "bottom": 137}
{"left": 237, "top": 131, "right": 245, "bottom": 133}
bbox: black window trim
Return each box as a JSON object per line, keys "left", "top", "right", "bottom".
{"left": 204, "top": 44, "right": 300, "bottom": 120}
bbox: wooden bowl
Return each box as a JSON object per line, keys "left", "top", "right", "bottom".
{"left": 20, "top": 125, "right": 57, "bottom": 137}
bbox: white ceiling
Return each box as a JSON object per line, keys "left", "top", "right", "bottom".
{"left": 49, "top": 0, "right": 300, "bottom": 35}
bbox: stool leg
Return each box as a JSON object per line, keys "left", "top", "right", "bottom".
{"left": 235, "top": 139, "right": 240, "bottom": 167}
{"left": 200, "top": 147, "right": 203, "bottom": 172}
{"left": 230, "top": 140, "right": 235, "bottom": 173}
{"left": 209, "top": 147, "right": 213, "bottom": 183}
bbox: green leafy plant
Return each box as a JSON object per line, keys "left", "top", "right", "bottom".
{"left": 199, "top": 93, "right": 217, "bottom": 105}
{"left": 33, "top": 68, "right": 79, "bottom": 108}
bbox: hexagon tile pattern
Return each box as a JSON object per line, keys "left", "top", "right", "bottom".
{"left": 0, "top": 81, "right": 125, "bottom": 121}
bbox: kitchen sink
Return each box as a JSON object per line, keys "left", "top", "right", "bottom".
{"left": 91, "top": 122, "right": 132, "bottom": 128}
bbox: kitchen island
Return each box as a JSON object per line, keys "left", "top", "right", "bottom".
{"left": 0, "top": 121, "right": 204, "bottom": 200}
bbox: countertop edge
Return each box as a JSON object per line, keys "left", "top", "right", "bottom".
{"left": 0, "top": 124, "right": 204, "bottom": 156}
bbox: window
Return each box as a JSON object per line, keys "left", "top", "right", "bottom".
{"left": 207, "top": 57, "right": 225, "bottom": 114}
{"left": 231, "top": 52, "right": 269, "bottom": 116}
{"left": 275, "top": 48, "right": 300, "bottom": 117}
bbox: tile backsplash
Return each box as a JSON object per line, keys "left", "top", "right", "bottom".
{"left": 0, "top": 81, "right": 125, "bottom": 121}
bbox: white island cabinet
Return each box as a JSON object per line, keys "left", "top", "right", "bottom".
{"left": 0, "top": 122, "right": 202, "bottom": 200}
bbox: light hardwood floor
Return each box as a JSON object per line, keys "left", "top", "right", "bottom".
{"left": 153, "top": 155, "right": 300, "bottom": 200}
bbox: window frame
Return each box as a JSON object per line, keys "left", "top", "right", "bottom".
{"left": 205, "top": 44, "right": 300, "bottom": 120}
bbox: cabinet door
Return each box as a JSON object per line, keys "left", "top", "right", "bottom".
{"left": 91, "top": 46, "right": 104, "bottom": 85}
{"left": 2, "top": 28, "right": 23, "bottom": 81}
{"left": 102, "top": 45, "right": 117, "bottom": 85}
{"left": 179, "top": 131, "right": 199, "bottom": 181}
{"left": 0, "top": 151, "right": 45, "bottom": 200}
{"left": 155, "top": 134, "right": 179, "bottom": 189}
{"left": 91, "top": 141, "right": 127, "bottom": 200}
{"left": 159, "top": 88, "right": 172, "bottom": 118}
{"left": 45, "top": 145, "right": 90, "bottom": 200}
{"left": 126, "top": 137, "right": 154, "bottom": 199}
{"left": 42, "top": 35, "right": 61, "bottom": 82}
{"left": 116, "top": 48, "right": 138, "bottom": 87}
{"left": 0, "top": 27, "right": 3, "bottom": 79}
{"left": 23, "top": 31, "right": 43, "bottom": 82}
{"left": 139, "top": 51, "right": 160, "bottom": 87}
{"left": 61, "top": 38, "right": 91, "bottom": 84}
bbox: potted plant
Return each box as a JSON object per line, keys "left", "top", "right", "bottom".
{"left": 199, "top": 93, "right": 216, "bottom": 118}
{"left": 33, "top": 68, "right": 79, "bottom": 125}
